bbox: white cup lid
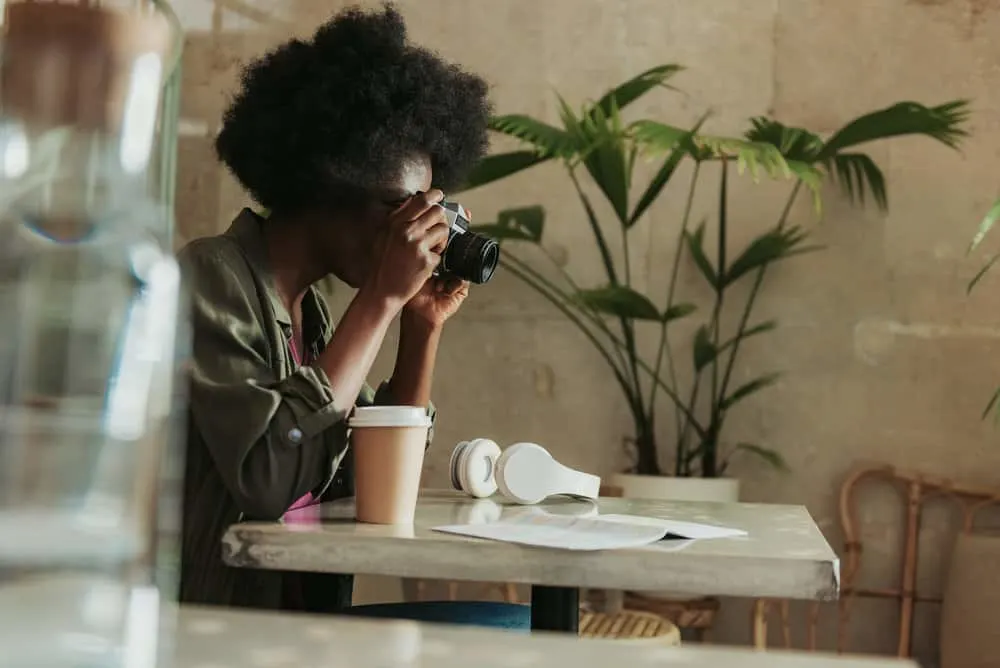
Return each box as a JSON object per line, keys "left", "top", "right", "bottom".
{"left": 348, "top": 406, "right": 432, "bottom": 428}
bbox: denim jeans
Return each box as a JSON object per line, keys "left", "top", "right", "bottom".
{"left": 344, "top": 601, "right": 531, "bottom": 631}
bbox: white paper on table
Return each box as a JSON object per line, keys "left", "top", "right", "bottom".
{"left": 432, "top": 511, "right": 743, "bottom": 551}
{"left": 596, "top": 514, "right": 748, "bottom": 540}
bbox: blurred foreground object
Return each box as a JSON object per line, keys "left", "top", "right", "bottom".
{"left": 0, "top": 2, "right": 185, "bottom": 667}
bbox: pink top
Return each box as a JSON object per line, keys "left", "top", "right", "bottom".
{"left": 285, "top": 334, "right": 317, "bottom": 520}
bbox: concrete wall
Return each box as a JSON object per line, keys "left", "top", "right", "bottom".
{"left": 170, "top": 0, "right": 1000, "bottom": 662}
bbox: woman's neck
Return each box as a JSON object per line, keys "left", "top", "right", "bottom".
{"left": 261, "top": 213, "right": 326, "bottom": 311}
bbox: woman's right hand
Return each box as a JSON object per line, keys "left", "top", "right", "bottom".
{"left": 362, "top": 189, "right": 451, "bottom": 310}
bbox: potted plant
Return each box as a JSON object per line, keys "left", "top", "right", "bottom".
{"left": 458, "top": 64, "right": 968, "bottom": 501}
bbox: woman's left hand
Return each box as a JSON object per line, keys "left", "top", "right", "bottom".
{"left": 402, "top": 276, "right": 469, "bottom": 329}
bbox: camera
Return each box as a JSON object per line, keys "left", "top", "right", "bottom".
{"left": 435, "top": 200, "right": 499, "bottom": 284}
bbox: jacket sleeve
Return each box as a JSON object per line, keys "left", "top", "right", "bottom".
{"left": 181, "top": 243, "right": 349, "bottom": 521}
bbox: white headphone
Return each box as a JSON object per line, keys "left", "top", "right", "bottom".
{"left": 448, "top": 439, "right": 601, "bottom": 505}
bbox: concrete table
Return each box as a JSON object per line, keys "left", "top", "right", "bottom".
{"left": 222, "top": 490, "right": 839, "bottom": 633}
{"left": 175, "top": 604, "right": 911, "bottom": 668}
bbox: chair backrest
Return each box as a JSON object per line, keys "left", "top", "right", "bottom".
{"left": 836, "top": 462, "right": 1000, "bottom": 657}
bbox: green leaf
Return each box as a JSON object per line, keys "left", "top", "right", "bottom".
{"left": 663, "top": 302, "right": 697, "bottom": 323}
{"left": 732, "top": 443, "right": 789, "bottom": 472}
{"left": 818, "top": 100, "right": 970, "bottom": 158}
{"left": 786, "top": 159, "right": 824, "bottom": 215}
{"left": 822, "top": 153, "right": 888, "bottom": 211}
{"left": 744, "top": 118, "right": 823, "bottom": 162}
{"left": 628, "top": 113, "right": 710, "bottom": 228}
{"left": 575, "top": 285, "right": 661, "bottom": 321}
{"left": 471, "top": 206, "right": 546, "bottom": 243}
{"left": 460, "top": 151, "right": 548, "bottom": 192}
{"left": 576, "top": 101, "right": 631, "bottom": 224}
{"left": 983, "top": 386, "right": 1000, "bottom": 422}
{"left": 590, "top": 64, "right": 683, "bottom": 120}
{"left": 719, "top": 320, "right": 778, "bottom": 353}
{"left": 498, "top": 206, "right": 544, "bottom": 241}
{"left": 968, "top": 252, "right": 1000, "bottom": 294}
{"left": 488, "top": 115, "right": 576, "bottom": 158}
{"left": 684, "top": 221, "right": 718, "bottom": 288}
{"left": 723, "top": 226, "right": 820, "bottom": 287}
{"left": 721, "top": 372, "right": 782, "bottom": 410}
{"left": 969, "top": 197, "right": 1000, "bottom": 252}
{"left": 692, "top": 325, "right": 717, "bottom": 372}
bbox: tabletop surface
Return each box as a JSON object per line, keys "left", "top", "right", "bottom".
{"left": 223, "top": 490, "right": 839, "bottom": 600}
{"left": 175, "top": 605, "right": 911, "bottom": 668}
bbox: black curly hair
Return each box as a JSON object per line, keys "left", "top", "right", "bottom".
{"left": 215, "top": 3, "right": 492, "bottom": 214}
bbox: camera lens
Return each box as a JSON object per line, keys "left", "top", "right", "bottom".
{"left": 442, "top": 231, "right": 500, "bottom": 284}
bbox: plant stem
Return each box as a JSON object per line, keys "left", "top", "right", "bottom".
{"left": 676, "top": 373, "right": 702, "bottom": 476}
{"left": 503, "top": 252, "right": 631, "bottom": 375}
{"left": 501, "top": 257, "right": 708, "bottom": 439}
{"left": 717, "top": 180, "right": 803, "bottom": 420}
{"left": 649, "top": 161, "right": 701, "bottom": 451}
{"left": 508, "top": 253, "right": 705, "bottom": 435}
{"left": 567, "top": 167, "right": 645, "bottom": 421}
{"left": 534, "top": 245, "right": 632, "bottom": 378}
{"left": 566, "top": 166, "right": 643, "bottom": 397}
{"left": 702, "top": 161, "right": 730, "bottom": 478}
{"left": 622, "top": 216, "right": 632, "bottom": 287}
{"left": 502, "top": 259, "right": 642, "bottom": 417}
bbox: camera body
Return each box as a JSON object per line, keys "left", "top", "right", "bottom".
{"left": 436, "top": 200, "right": 499, "bottom": 285}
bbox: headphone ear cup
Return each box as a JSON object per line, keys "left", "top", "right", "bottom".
{"left": 495, "top": 442, "right": 553, "bottom": 505}
{"left": 456, "top": 438, "right": 501, "bottom": 498}
{"left": 449, "top": 441, "right": 471, "bottom": 492}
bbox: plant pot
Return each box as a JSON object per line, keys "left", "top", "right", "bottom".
{"left": 610, "top": 473, "right": 740, "bottom": 503}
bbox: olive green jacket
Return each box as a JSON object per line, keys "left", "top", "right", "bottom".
{"left": 177, "top": 209, "right": 433, "bottom": 611}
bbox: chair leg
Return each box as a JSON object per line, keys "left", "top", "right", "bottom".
{"left": 752, "top": 599, "right": 769, "bottom": 650}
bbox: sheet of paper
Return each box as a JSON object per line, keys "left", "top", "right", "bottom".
{"left": 433, "top": 513, "right": 674, "bottom": 551}
{"left": 596, "top": 514, "right": 748, "bottom": 540}
{"left": 432, "top": 511, "right": 744, "bottom": 551}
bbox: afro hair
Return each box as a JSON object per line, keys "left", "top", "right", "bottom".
{"left": 214, "top": 3, "right": 492, "bottom": 213}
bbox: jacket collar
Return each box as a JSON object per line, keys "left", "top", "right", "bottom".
{"left": 224, "top": 208, "right": 329, "bottom": 345}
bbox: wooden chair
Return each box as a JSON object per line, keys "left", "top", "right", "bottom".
{"left": 752, "top": 462, "right": 1000, "bottom": 656}
{"left": 579, "top": 609, "right": 681, "bottom": 645}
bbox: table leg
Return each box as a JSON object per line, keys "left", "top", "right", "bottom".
{"left": 530, "top": 585, "right": 579, "bottom": 633}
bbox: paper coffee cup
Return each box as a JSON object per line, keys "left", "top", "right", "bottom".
{"left": 348, "top": 406, "right": 431, "bottom": 525}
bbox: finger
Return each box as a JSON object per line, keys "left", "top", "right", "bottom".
{"left": 443, "top": 278, "right": 467, "bottom": 295}
{"left": 417, "top": 222, "right": 450, "bottom": 254}
{"left": 404, "top": 205, "right": 450, "bottom": 241}
{"left": 392, "top": 189, "right": 444, "bottom": 225}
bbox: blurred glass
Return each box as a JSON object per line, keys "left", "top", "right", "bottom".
{"left": 0, "top": 1, "right": 186, "bottom": 667}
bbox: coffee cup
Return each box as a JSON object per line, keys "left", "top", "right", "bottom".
{"left": 348, "top": 406, "right": 431, "bottom": 524}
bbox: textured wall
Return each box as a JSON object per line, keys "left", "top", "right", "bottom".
{"left": 171, "top": 0, "right": 1000, "bottom": 661}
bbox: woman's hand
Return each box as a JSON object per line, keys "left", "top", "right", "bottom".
{"left": 402, "top": 276, "right": 470, "bottom": 329}
{"left": 362, "top": 190, "right": 449, "bottom": 311}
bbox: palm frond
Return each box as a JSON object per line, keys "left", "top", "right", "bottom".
{"left": 488, "top": 115, "right": 578, "bottom": 158}
{"left": 459, "top": 150, "right": 548, "bottom": 192}
{"left": 819, "top": 100, "right": 970, "bottom": 158}
{"left": 744, "top": 117, "right": 823, "bottom": 162}
{"left": 631, "top": 120, "right": 793, "bottom": 182}
{"left": 821, "top": 152, "right": 888, "bottom": 211}
{"left": 589, "top": 64, "right": 683, "bottom": 120}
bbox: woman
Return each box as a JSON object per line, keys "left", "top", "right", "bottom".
{"left": 177, "top": 5, "right": 528, "bottom": 629}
